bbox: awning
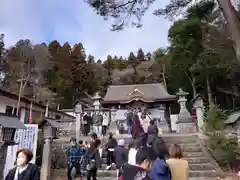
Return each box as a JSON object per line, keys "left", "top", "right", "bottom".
{"left": 0, "top": 114, "right": 26, "bottom": 129}
{"left": 41, "top": 118, "right": 61, "bottom": 128}
{"left": 225, "top": 112, "right": 240, "bottom": 124}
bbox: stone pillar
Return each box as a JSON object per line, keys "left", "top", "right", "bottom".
{"left": 193, "top": 96, "right": 204, "bottom": 132}
{"left": 159, "top": 105, "right": 165, "bottom": 124}
{"left": 40, "top": 138, "right": 52, "bottom": 180}
{"left": 110, "top": 107, "right": 116, "bottom": 123}
{"left": 110, "top": 107, "right": 117, "bottom": 134}
{"left": 45, "top": 101, "right": 49, "bottom": 117}
{"left": 75, "top": 102, "right": 82, "bottom": 142}
{"left": 176, "top": 88, "right": 197, "bottom": 133}
{"left": 40, "top": 102, "right": 52, "bottom": 180}
{"left": 19, "top": 108, "right": 26, "bottom": 123}
{"left": 158, "top": 105, "right": 169, "bottom": 133}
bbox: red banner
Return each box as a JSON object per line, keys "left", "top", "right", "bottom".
{"left": 29, "top": 101, "right": 33, "bottom": 124}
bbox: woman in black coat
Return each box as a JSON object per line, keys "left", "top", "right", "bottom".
{"left": 84, "top": 139, "right": 101, "bottom": 180}
{"left": 5, "top": 148, "right": 40, "bottom": 180}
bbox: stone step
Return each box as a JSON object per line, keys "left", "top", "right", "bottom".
{"left": 58, "top": 135, "right": 199, "bottom": 145}
{"left": 95, "top": 177, "right": 221, "bottom": 180}
{"left": 54, "top": 156, "right": 212, "bottom": 169}
{"left": 183, "top": 152, "right": 205, "bottom": 157}
{"left": 99, "top": 162, "right": 215, "bottom": 171}
{"left": 189, "top": 163, "right": 215, "bottom": 171}
{"left": 54, "top": 142, "right": 201, "bottom": 150}
{"left": 80, "top": 169, "right": 218, "bottom": 178}
{"left": 189, "top": 170, "right": 218, "bottom": 177}
{"left": 178, "top": 147, "right": 202, "bottom": 152}
{"left": 185, "top": 157, "right": 210, "bottom": 164}
{"left": 99, "top": 152, "right": 205, "bottom": 164}
{"left": 52, "top": 169, "right": 221, "bottom": 180}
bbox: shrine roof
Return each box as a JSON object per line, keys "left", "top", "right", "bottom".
{"left": 103, "top": 83, "right": 176, "bottom": 103}
{"left": 225, "top": 112, "right": 240, "bottom": 124}
{"left": 0, "top": 114, "right": 26, "bottom": 129}
{"left": 40, "top": 118, "right": 61, "bottom": 128}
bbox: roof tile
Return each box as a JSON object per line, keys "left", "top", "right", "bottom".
{"left": 103, "top": 83, "right": 176, "bottom": 103}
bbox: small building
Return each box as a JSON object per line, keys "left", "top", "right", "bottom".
{"left": 102, "top": 83, "right": 176, "bottom": 120}
{"left": 39, "top": 118, "right": 61, "bottom": 139}
{"left": 0, "top": 114, "right": 25, "bottom": 179}
{"left": 60, "top": 98, "right": 94, "bottom": 117}
{"left": 224, "top": 112, "right": 240, "bottom": 137}
{"left": 0, "top": 89, "right": 75, "bottom": 124}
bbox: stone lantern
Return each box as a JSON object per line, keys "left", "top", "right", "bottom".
{"left": 92, "top": 92, "right": 102, "bottom": 111}
{"left": 176, "top": 88, "right": 197, "bottom": 133}
{"left": 158, "top": 105, "right": 169, "bottom": 133}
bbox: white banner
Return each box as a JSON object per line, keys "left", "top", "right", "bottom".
{"left": 4, "top": 124, "right": 38, "bottom": 178}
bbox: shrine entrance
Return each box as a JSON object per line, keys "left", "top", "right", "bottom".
{"left": 129, "top": 101, "right": 147, "bottom": 109}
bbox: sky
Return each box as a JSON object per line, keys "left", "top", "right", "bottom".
{"left": 0, "top": 0, "right": 171, "bottom": 60}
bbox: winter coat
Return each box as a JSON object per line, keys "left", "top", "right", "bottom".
{"left": 149, "top": 157, "right": 171, "bottom": 180}
{"left": 114, "top": 146, "right": 128, "bottom": 169}
{"left": 5, "top": 163, "right": 40, "bottom": 180}
{"left": 84, "top": 147, "right": 101, "bottom": 170}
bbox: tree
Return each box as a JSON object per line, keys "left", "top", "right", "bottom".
{"left": 136, "top": 48, "right": 145, "bottom": 62}
{"left": 4, "top": 40, "right": 37, "bottom": 114}
{"left": 87, "top": 0, "right": 240, "bottom": 63}
{"left": 149, "top": 48, "right": 170, "bottom": 88}
{"left": 32, "top": 43, "right": 53, "bottom": 103}
{"left": 0, "top": 34, "right": 4, "bottom": 66}
{"left": 87, "top": 54, "right": 95, "bottom": 64}
{"left": 0, "top": 34, "right": 5, "bottom": 84}
{"left": 86, "top": 0, "right": 194, "bottom": 30}
{"left": 103, "top": 55, "right": 114, "bottom": 86}
{"left": 168, "top": 14, "right": 202, "bottom": 97}
{"left": 128, "top": 52, "right": 138, "bottom": 84}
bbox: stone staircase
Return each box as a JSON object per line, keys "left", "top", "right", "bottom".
{"left": 52, "top": 134, "right": 224, "bottom": 180}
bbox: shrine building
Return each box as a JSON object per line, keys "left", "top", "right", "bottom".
{"left": 102, "top": 83, "right": 176, "bottom": 121}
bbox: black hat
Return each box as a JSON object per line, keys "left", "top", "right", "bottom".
{"left": 90, "top": 132, "right": 98, "bottom": 139}
{"left": 70, "top": 137, "right": 76, "bottom": 142}
{"left": 136, "top": 146, "right": 156, "bottom": 165}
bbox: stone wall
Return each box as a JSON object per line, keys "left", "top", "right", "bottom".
{"left": 51, "top": 143, "right": 68, "bottom": 169}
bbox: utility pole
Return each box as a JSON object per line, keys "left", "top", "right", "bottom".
{"left": 217, "top": 0, "right": 240, "bottom": 61}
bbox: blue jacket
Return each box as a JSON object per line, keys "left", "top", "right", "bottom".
{"left": 114, "top": 146, "right": 128, "bottom": 169}
{"left": 67, "top": 146, "right": 85, "bottom": 165}
{"left": 149, "top": 157, "right": 171, "bottom": 180}
{"left": 84, "top": 148, "right": 101, "bottom": 170}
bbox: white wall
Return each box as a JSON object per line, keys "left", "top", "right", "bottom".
{"left": 170, "top": 114, "right": 178, "bottom": 132}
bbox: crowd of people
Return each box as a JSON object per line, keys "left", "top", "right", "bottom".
{"left": 4, "top": 107, "right": 186, "bottom": 180}
{"left": 81, "top": 111, "right": 109, "bottom": 137}
{"left": 65, "top": 119, "right": 189, "bottom": 180}
{"left": 81, "top": 106, "right": 153, "bottom": 138}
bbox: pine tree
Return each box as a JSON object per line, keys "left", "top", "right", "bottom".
{"left": 128, "top": 52, "right": 138, "bottom": 84}
{"left": 137, "top": 48, "right": 145, "bottom": 61}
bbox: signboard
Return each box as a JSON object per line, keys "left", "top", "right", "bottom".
{"left": 4, "top": 124, "right": 38, "bottom": 178}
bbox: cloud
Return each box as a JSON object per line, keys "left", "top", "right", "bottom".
{"left": 0, "top": 0, "right": 171, "bottom": 59}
